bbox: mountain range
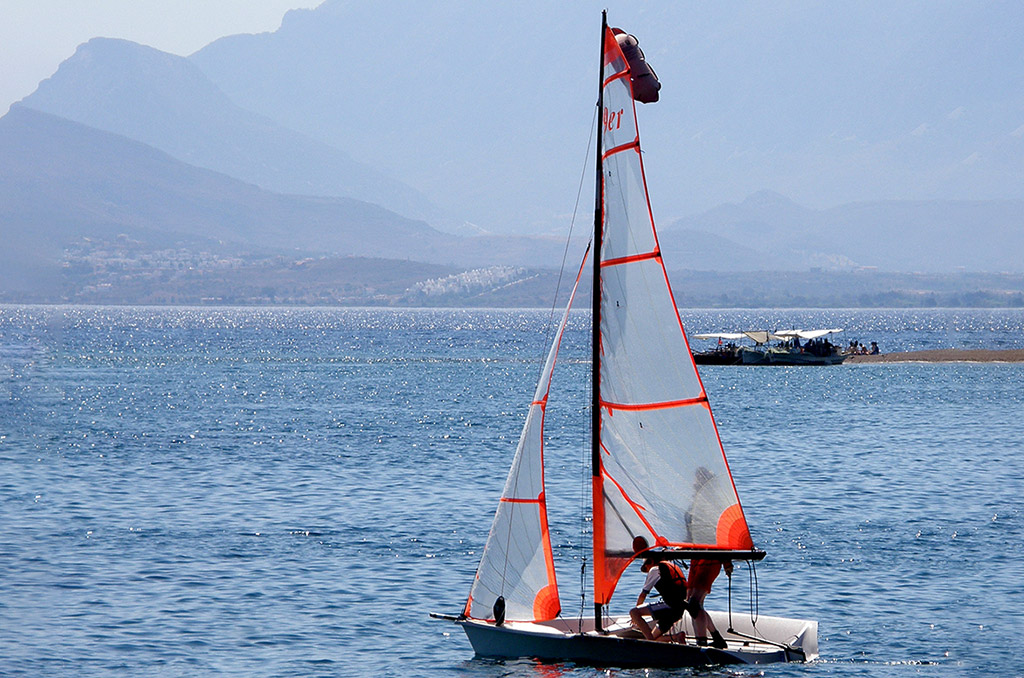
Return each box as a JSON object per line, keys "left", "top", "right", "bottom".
{"left": 23, "top": 36, "right": 449, "bottom": 230}
{"left": 188, "top": 1, "right": 1024, "bottom": 230}
{"left": 2, "top": 0, "right": 1023, "bottom": 304}
{"left": 0, "top": 105, "right": 574, "bottom": 298}
{"left": 661, "top": 191, "right": 1024, "bottom": 272}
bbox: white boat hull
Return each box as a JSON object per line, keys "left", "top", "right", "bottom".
{"left": 459, "top": 610, "right": 817, "bottom": 667}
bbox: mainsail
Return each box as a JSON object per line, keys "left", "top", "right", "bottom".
{"left": 464, "top": 253, "right": 589, "bottom": 623}
{"left": 592, "top": 26, "right": 754, "bottom": 607}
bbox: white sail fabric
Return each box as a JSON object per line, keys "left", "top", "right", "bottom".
{"left": 465, "top": 253, "right": 588, "bottom": 622}
{"left": 593, "top": 28, "right": 753, "bottom": 606}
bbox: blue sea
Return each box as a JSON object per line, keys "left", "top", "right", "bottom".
{"left": 1, "top": 306, "right": 1022, "bottom": 678}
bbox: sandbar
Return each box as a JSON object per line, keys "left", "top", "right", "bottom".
{"left": 845, "top": 349, "right": 1024, "bottom": 363}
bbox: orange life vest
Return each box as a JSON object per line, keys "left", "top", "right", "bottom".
{"left": 654, "top": 561, "right": 687, "bottom": 608}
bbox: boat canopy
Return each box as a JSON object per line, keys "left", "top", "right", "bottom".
{"left": 695, "top": 329, "right": 843, "bottom": 343}
{"left": 774, "top": 329, "right": 843, "bottom": 340}
{"left": 693, "top": 332, "right": 746, "bottom": 341}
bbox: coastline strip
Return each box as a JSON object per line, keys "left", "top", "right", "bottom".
{"left": 846, "top": 349, "right": 1024, "bottom": 363}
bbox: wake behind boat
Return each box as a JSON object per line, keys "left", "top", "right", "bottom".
{"left": 433, "top": 13, "right": 818, "bottom": 668}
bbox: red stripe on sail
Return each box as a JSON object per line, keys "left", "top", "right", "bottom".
{"left": 604, "top": 70, "right": 630, "bottom": 87}
{"left": 601, "top": 395, "right": 708, "bottom": 412}
{"left": 602, "top": 468, "right": 651, "bottom": 518}
{"left": 602, "top": 139, "right": 639, "bottom": 159}
{"left": 601, "top": 250, "right": 660, "bottom": 267}
{"left": 500, "top": 495, "right": 543, "bottom": 504}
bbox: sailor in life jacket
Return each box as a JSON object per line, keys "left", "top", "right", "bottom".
{"left": 685, "top": 558, "right": 733, "bottom": 649}
{"left": 628, "top": 553, "right": 689, "bottom": 642}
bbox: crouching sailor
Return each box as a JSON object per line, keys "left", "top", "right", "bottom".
{"left": 629, "top": 553, "right": 689, "bottom": 642}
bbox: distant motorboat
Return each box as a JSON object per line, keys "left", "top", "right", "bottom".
{"left": 694, "top": 329, "right": 846, "bottom": 366}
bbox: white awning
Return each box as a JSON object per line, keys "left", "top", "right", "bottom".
{"left": 743, "top": 331, "right": 784, "bottom": 344}
{"left": 774, "top": 328, "right": 843, "bottom": 340}
{"left": 694, "top": 332, "right": 747, "bottom": 341}
{"left": 695, "top": 329, "right": 843, "bottom": 344}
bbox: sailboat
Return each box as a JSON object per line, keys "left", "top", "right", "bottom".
{"left": 433, "top": 13, "right": 818, "bottom": 667}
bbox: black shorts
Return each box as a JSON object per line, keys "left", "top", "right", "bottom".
{"left": 649, "top": 601, "right": 684, "bottom": 633}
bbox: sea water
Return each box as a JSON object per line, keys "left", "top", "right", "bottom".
{"left": 0, "top": 306, "right": 1021, "bottom": 678}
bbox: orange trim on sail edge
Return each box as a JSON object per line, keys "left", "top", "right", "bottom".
{"left": 535, "top": 494, "right": 561, "bottom": 620}
{"left": 601, "top": 467, "right": 652, "bottom": 523}
{"left": 523, "top": 248, "right": 589, "bottom": 622}
{"left": 591, "top": 472, "right": 608, "bottom": 605}
{"left": 593, "top": 464, "right": 662, "bottom": 606}
{"left": 603, "top": 25, "right": 625, "bottom": 66}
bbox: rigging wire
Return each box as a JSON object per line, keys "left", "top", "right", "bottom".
{"left": 749, "top": 559, "right": 760, "bottom": 627}
{"left": 727, "top": 559, "right": 764, "bottom": 637}
{"left": 565, "top": 103, "right": 600, "bottom": 634}
{"left": 543, "top": 102, "right": 598, "bottom": 345}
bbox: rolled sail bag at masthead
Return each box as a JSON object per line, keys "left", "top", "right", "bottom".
{"left": 612, "top": 29, "right": 661, "bottom": 103}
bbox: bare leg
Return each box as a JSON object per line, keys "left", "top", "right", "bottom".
{"left": 688, "top": 592, "right": 709, "bottom": 641}
{"left": 659, "top": 628, "right": 687, "bottom": 644}
{"left": 629, "top": 607, "right": 655, "bottom": 640}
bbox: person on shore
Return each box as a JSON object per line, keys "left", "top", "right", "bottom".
{"left": 686, "top": 558, "right": 732, "bottom": 649}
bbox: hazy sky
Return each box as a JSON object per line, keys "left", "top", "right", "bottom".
{"left": 1, "top": 0, "right": 322, "bottom": 114}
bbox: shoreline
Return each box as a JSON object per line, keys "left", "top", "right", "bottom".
{"left": 845, "top": 349, "right": 1024, "bottom": 363}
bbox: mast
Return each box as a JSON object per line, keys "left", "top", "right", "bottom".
{"left": 590, "top": 9, "right": 607, "bottom": 633}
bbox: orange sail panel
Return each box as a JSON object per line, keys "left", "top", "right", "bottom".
{"left": 592, "top": 27, "right": 754, "bottom": 607}
{"left": 465, "top": 250, "right": 589, "bottom": 622}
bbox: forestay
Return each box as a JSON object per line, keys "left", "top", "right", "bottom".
{"left": 592, "top": 26, "right": 754, "bottom": 607}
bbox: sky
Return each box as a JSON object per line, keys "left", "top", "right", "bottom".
{"left": 1, "top": 0, "right": 322, "bottom": 114}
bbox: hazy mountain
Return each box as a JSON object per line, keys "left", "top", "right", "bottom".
{"left": 7, "top": 0, "right": 1023, "bottom": 300}
{"left": 20, "top": 37, "right": 458, "bottom": 231}
{"left": 0, "top": 106, "right": 583, "bottom": 298}
{"left": 0, "top": 106, "right": 450, "bottom": 281}
{"left": 656, "top": 227, "right": 791, "bottom": 272}
{"left": 190, "top": 0, "right": 1024, "bottom": 235}
{"left": 667, "top": 191, "right": 1024, "bottom": 272}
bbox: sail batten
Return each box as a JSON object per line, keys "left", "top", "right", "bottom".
{"left": 601, "top": 396, "right": 708, "bottom": 411}
{"left": 601, "top": 250, "right": 661, "bottom": 267}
